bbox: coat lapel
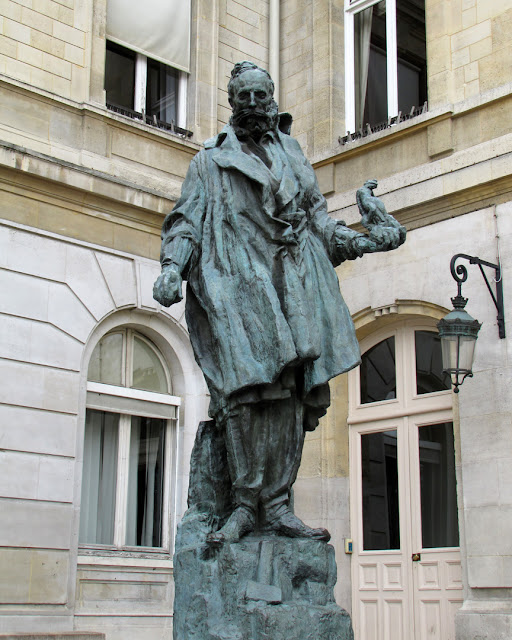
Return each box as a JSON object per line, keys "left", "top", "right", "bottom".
{"left": 211, "top": 127, "right": 271, "bottom": 187}
{"left": 210, "top": 125, "right": 310, "bottom": 211}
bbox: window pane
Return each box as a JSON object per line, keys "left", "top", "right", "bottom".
{"left": 146, "top": 59, "right": 178, "bottom": 124}
{"left": 132, "top": 335, "right": 168, "bottom": 393}
{"left": 126, "top": 417, "right": 166, "bottom": 547}
{"left": 397, "top": 0, "right": 427, "bottom": 115}
{"left": 362, "top": 430, "right": 400, "bottom": 550}
{"left": 419, "top": 423, "right": 459, "bottom": 548}
{"left": 354, "top": 0, "right": 387, "bottom": 129}
{"left": 105, "top": 41, "right": 136, "bottom": 110}
{"left": 88, "top": 332, "right": 124, "bottom": 386}
{"left": 360, "top": 336, "right": 396, "bottom": 404}
{"left": 415, "top": 330, "right": 451, "bottom": 394}
{"left": 79, "top": 410, "right": 119, "bottom": 544}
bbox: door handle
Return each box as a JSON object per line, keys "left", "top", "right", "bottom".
{"left": 412, "top": 553, "right": 421, "bottom": 562}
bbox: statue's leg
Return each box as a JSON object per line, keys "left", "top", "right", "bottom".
{"left": 206, "top": 402, "right": 264, "bottom": 544}
{"left": 260, "top": 390, "right": 330, "bottom": 541}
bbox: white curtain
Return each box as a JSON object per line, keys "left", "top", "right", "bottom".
{"left": 106, "top": 0, "right": 191, "bottom": 72}
{"left": 354, "top": 6, "right": 374, "bottom": 130}
{"left": 79, "top": 410, "right": 118, "bottom": 544}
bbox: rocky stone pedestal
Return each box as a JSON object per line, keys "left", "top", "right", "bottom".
{"left": 173, "top": 421, "right": 354, "bottom": 640}
{"left": 173, "top": 536, "right": 353, "bottom": 640}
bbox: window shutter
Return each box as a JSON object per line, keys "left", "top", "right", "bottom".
{"left": 106, "top": 0, "right": 191, "bottom": 73}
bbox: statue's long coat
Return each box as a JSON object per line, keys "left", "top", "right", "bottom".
{"left": 160, "top": 124, "right": 361, "bottom": 417}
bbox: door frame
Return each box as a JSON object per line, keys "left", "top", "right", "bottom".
{"left": 348, "top": 319, "right": 459, "bottom": 640}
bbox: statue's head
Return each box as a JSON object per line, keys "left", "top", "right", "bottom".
{"left": 364, "top": 178, "right": 378, "bottom": 190}
{"left": 228, "top": 61, "right": 278, "bottom": 139}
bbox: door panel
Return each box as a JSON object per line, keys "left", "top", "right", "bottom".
{"left": 351, "top": 417, "right": 462, "bottom": 640}
{"left": 351, "top": 420, "right": 414, "bottom": 640}
{"left": 410, "top": 418, "right": 462, "bottom": 640}
{"left": 413, "top": 552, "right": 462, "bottom": 640}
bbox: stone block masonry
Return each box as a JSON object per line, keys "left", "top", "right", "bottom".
{"left": 0, "top": 0, "right": 87, "bottom": 101}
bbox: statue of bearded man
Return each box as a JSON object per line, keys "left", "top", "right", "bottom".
{"left": 154, "top": 61, "right": 405, "bottom": 544}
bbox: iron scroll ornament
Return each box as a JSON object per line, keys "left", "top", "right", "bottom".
{"left": 450, "top": 253, "right": 505, "bottom": 339}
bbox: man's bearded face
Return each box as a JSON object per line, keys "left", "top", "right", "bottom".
{"left": 230, "top": 70, "right": 278, "bottom": 138}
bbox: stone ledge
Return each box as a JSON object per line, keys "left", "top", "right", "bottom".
{"left": 0, "top": 635, "right": 105, "bottom": 640}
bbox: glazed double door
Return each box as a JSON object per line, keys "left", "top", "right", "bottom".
{"left": 350, "top": 412, "right": 463, "bottom": 640}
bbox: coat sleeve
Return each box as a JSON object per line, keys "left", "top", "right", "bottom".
{"left": 160, "top": 154, "right": 207, "bottom": 279}
{"left": 308, "top": 170, "right": 367, "bottom": 267}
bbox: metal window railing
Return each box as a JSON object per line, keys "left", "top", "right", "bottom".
{"left": 107, "top": 102, "right": 193, "bottom": 138}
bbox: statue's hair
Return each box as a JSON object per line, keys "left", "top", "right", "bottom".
{"left": 228, "top": 61, "right": 274, "bottom": 100}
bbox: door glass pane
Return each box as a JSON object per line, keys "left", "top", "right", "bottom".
{"left": 362, "top": 430, "right": 400, "bottom": 550}
{"left": 354, "top": 0, "right": 388, "bottom": 130}
{"left": 415, "top": 330, "right": 451, "bottom": 394}
{"left": 105, "top": 40, "right": 135, "bottom": 110}
{"left": 126, "top": 417, "right": 166, "bottom": 547}
{"left": 419, "top": 422, "right": 459, "bottom": 548}
{"left": 88, "top": 332, "right": 124, "bottom": 386}
{"left": 79, "top": 410, "right": 119, "bottom": 544}
{"left": 132, "top": 336, "right": 168, "bottom": 393}
{"left": 360, "top": 336, "right": 396, "bottom": 404}
{"left": 397, "top": 0, "right": 427, "bottom": 115}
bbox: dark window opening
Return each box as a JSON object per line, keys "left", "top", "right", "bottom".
{"left": 360, "top": 336, "right": 397, "bottom": 404}
{"left": 419, "top": 423, "right": 459, "bottom": 548}
{"left": 105, "top": 40, "right": 135, "bottom": 112}
{"left": 362, "top": 430, "right": 401, "bottom": 551}
{"left": 147, "top": 58, "right": 178, "bottom": 125}
{"left": 415, "top": 330, "right": 451, "bottom": 394}
{"left": 397, "top": 0, "right": 427, "bottom": 116}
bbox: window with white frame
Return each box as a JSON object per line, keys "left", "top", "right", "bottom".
{"left": 104, "top": 0, "right": 190, "bottom": 130}
{"left": 105, "top": 41, "right": 188, "bottom": 129}
{"left": 79, "top": 329, "right": 180, "bottom": 552}
{"left": 344, "top": 0, "right": 427, "bottom": 133}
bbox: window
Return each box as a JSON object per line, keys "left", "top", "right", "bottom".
{"left": 105, "top": 40, "right": 187, "bottom": 130}
{"left": 359, "top": 327, "right": 450, "bottom": 405}
{"left": 345, "top": 0, "right": 427, "bottom": 133}
{"left": 79, "top": 329, "right": 180, "bottom": 552}
{"left": 104, "top": 0, "right": 191, "bottom": 131}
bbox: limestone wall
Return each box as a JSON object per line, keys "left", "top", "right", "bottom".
{"left": 217, "top": 0, "right": 270, "bottom": 130}
{"left": 427, "top": 0, "right": 512, "bottom": 107}
{"left": 0, "top": 219, "right": 208, "bottom": 635}
{"left": 0, "top": 0, "right": 90, "bottom": 102}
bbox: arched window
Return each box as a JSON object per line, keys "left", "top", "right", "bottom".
{"left": 79, "top": 329, "right": 180, "bottom": 551}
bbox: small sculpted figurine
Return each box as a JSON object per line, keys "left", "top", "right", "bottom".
{"left": 356, "top": 178, "right": 405, "bottom": 248}
{"left": 154, "top": 61, "right": 406, "bottom": 545}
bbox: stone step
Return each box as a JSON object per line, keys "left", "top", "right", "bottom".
{"left": 0, "top": 635, "right": 105, "bottom": 640}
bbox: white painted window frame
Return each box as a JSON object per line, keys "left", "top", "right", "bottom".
{"left": 347, "top": 320, "right": 458, "bottom": 640}
{"left": 344, "top": 0, "right": 399, "bottom": 133}
{"left": 81, "top": 329, "right": 182, "bottom": 554}
{"left": 133, "top": 53, "right": 188, "bottom": 129}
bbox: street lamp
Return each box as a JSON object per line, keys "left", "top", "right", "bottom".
{"left": 437, "top": 254, "right": 505, "bottom": 393}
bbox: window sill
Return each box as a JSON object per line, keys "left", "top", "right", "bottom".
{"left": 339, "top": 103, "right": 429, "bottom": 147}
{"left": 78, "top": 549, "right": 173, "bottom": 569}
{"left": 106, "top": 103, "right": 193, "bottom": 139}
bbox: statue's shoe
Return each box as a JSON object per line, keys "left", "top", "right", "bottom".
{"left": 266, "top": 509, "right": 331, "bottom": 542}
{"left": 206, "top": 506, "right": 255, "bottom": 545}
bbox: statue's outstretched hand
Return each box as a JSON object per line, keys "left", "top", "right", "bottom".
{"left": 153, "top": 265, "right": 183, "bottom": 307}
{"left": 369, "top": 223, "right": 406, "bottom": 251}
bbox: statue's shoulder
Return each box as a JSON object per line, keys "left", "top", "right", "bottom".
{"left": 203, "top": 128, "right": 229, "bottom": 150}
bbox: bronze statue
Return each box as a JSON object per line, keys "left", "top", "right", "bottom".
{"left": 154, "top": 61, "right": 405, "bottom": 545}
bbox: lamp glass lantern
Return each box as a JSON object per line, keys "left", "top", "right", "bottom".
{"left": 437, "top": 294, "right": 481, "bottom": 393}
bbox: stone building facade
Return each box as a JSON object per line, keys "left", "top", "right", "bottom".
{"left": 0, "top": 1, "right": 510, "bottom": 639}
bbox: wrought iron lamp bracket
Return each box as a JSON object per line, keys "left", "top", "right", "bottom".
{"left": 450, "top": 253, "right": 506, "bottom": 339}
